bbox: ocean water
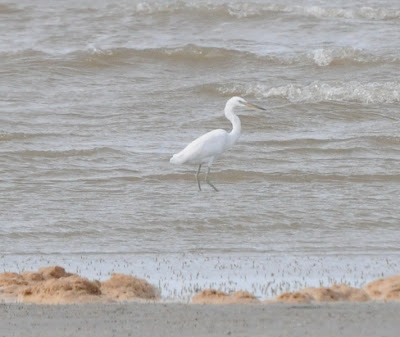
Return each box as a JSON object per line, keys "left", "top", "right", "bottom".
{"left": 1, "top": 0, "right": 400, "bottom": 300}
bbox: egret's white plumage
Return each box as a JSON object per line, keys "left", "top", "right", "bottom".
{"left": 170, "top": 96, "right": 265, "bottom": 191}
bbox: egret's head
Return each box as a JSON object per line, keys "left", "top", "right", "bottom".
{"left": 228, "top": 96, "right": 266, "bottom": 111}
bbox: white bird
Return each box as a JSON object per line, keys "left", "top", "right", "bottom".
{"left": 170, "top": 96, "right": 265, "bottom": 191}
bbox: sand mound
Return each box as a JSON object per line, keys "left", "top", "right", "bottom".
{"left": 276, "top": 284, "right": 370, "bottom": 303}
{"left": 101, "top": 274, "right": 159, "bottom": 300}
{"left": 364, "top": 275, "right": 400, "bottom": 301}
{"left": 21, "top": 275, "right": 102, "bottom": 304}
{"left": 192, "top": 276, "right": 400, "bottom": 304}
{"left": 0, "top": 266, "right": 158, "bottom": 304}
{"left": 275, "top": 291, "right": 314, "bottom": 303}
{"left": 0, "top": 273, "right": 29, "bottom": 300}
{"left": 38, "top": 266, "right": 71, "bottom": 279}
{"left": 192, "top": 289, "right": 259, "bottom": 304}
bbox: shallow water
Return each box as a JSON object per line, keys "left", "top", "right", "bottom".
{"left": 1, "top": 0, "right": 400, "bottom": 300}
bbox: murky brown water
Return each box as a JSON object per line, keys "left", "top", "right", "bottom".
{"left": 1, "top": 0, "right": 399, "bottom": 299}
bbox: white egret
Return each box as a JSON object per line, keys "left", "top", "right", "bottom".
{"left": 170, "top": 96, "right": 265, "bottom": 191}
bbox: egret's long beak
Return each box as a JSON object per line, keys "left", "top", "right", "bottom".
{"left": 245, "top": 102, "right": 266, "bottom": 111}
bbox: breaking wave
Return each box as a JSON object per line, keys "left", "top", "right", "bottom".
{"left": 311, "top": 47, "right": 380, "bottom": 67}
{"left": 132, "top": 2, "right": 400, "bottom": 21}
{"left": 217, "top": 81, "right": 400, "bottom": 104}
{"left": 4, "top": 45, "right": 397, "bottom": 70}
{"left": 262, "top": 81, "right": 400, "bottom": 104}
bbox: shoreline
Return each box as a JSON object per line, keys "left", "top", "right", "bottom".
{"left": 1, "top": 267, "right": 399, "bottom": 336}
{"left": 1, "top": 302, "right": 400, "bottom": 337}
{"left": 2, "top": 253, "right": 399, "bottom": 301}
{"left": 1, "top": 266, "right": 399, "bottom": 304}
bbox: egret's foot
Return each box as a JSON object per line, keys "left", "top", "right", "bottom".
{"left": 207, "top": 180, "right": 219, "bottom": 192}
{"left": 205, "top": 166, "right": 218, "bottom": 192}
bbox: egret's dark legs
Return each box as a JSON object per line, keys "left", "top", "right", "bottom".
{"left": 196, "top": 164, "right": 202, "bottom": 191}
{"left": 205, "top": 166, "right": 219, "bottom": 192}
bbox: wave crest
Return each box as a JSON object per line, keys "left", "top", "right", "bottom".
{"left": 70, "top": 44, "right": 252, "bottom": 67}
{"left": 132, "top": 2, "right": 400, "bottom": 21}
{"left": 72, "top": 45, "right": 400, "bottom": 68}
{"left": 217, "top": 81, "right": 400, "bottom": 104}
{"left": 312, "top": 47, "right": 374, "bottom": 67}
{"left": 264, "top": 81, "right": 400, "bottom": 104}
{"left": 4, "top": 45, "right": 397, "bottom": 70}
{"left": 5, "top": 147, "right": 125, "bottom": 159}
{"left": 289, "top": 5, "right": 400, "bottom": 21}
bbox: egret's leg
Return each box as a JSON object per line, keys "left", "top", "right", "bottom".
{"left": 196, "top": 164, "right": 202, "bottom": 191}
{"left": 205, "top": 166, "right": 219, "bottom": 192}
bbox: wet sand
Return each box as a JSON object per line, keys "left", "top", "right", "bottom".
{"left": 1, "top": 302, "right": 400, "bottom": 337}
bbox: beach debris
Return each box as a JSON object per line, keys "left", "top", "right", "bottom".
{"left": 192, "top": 289, "right": 259, "bottom": 304}
{"left": 276, "top": 284, "right": 370, "bottom": 303}
{"left": 101, "top": 273, "right": 159, "bottom": 300}
{"left": 0, "top": 266, "right": 158, "bottom": 304}
{"left": 21, "top": 274, "right": 102, "bottom": 304}
{"left": 1, "top": 266, "right": 400, "bottom": 304}
{"left": 364, "top": 275, "right": 400, "bottom": 301}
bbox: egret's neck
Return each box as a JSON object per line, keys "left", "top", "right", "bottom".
{"left": 225, "top": 106, "right": 241, "bottom": 148}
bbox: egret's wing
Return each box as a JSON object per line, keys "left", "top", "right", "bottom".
{"left": 171, "top": 129, "right": 228, "bottom": 164}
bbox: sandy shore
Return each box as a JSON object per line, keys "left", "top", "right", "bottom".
{"left": 1, "top": 302, "right": 400, "bottom": 337}
{"left": 1, "top": 266, "right": 400, "bottom": 336}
